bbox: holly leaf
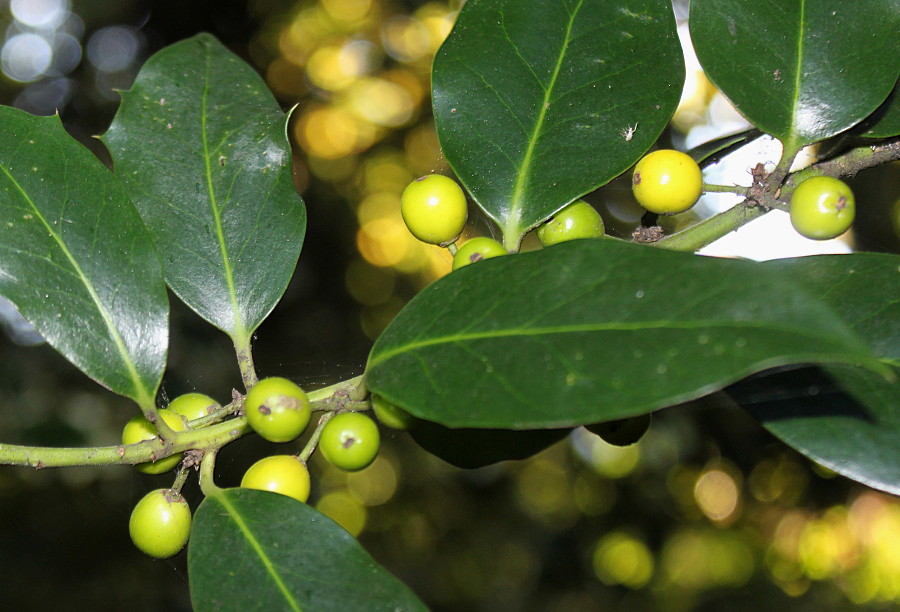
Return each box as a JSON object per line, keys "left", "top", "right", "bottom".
{"left": 102, "top": 34, "right": 305, "bottom": 348}
{"left": 733, "top": 364, "right": 899, "bottom": 496}
{"left": 0, "top": 109, "right": 166, "bottom": 406}
{"left": 690, "top": 0, "right": 899, "bottom": 153}
{"left": 433, "top": 0, "right": 684, "bottom": 248}
{"left": 189, "top": 489, "right": 427, "bottom": 612}
{"left": 365, "top": 240, "right": 887, "bottom": 429}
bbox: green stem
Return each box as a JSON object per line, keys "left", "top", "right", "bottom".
{"left": 170, "top": 466, "right": 190, "bottom": 494}
{"left": 234, "top": 336, "right": 259, "bottom": 390}
{"left": 298, "top": 411, "right": 336, "bottom": 464}
{"left": 199, "top": 450, "right": 223, "bottom": 497}
{"left": 446, "top": 242, "right": 458, "bottom": 256}
{"left": 653, "top": 203, "right": 768, "bottom": 252}
{"left": 651, "top": 137, "right": 900, "bottom": 252}
{"left": 307, "top": 374, "right": 365, "bottom": 403}
{"left": 0, "top": 417, "right": 251, "bottom": 469}
{"left": 703, "top": 182, "right": 748, "bottom": 195}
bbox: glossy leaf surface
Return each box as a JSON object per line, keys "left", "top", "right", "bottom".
{"left": 743, "top": 253, "right": 899, "bottom": 494}
{"left": 0, "top": 109, "right": 166, "bottom": 406}
{"left": 433, "top": 0, "right": 683, "bottom": 248}
{"left": 189, "top": 488, "right": 427, "bottom": 612}
{"left": 366, "top": 240, "right": 885, "bottom": 429}
{"left": 690, "top": 0, "right": 899, "bottom": 153}
{"left": 103, "top": 34, "right": 305, "bottom": 344}
{"left": 734, "top": 365, "right": 899, "bottom": 496}
{"left": 861, "top": 82, "right": 900, "bottom": 139}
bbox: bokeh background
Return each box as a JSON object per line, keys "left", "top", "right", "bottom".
{"left": 0, "top": 1, "right": 898, "bottom": 610}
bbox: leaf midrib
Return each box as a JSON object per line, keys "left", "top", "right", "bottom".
{"left": 216, "top": 493, "right": 302, "bottom": 612}
{"left": 0, "top": 160, "right": 152, "bottom": 405}
{"left": 505, "top": 0, "right": 585, "bottom": 244}
{"left": 199, "top": 47, "right": 247, "bottom": 342}
{"left": 369, "top": 318, "right": 868, "bottom": 368}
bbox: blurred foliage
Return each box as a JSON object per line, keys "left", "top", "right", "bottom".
{"left": 0, "top": 1, "right": 897, "bottom": 611}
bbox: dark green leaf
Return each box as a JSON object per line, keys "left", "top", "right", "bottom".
{"left": 686, "top": 128, "right": 763, "bottom": 166}
{"left": 102, "top": 34, "right": 305, "bottom": 346}
{"left": 410, "top": 422, "right": 571, "bottom": 468}
{"left": 690, "top": 0, "right": 899, "bottom": 153}
{"left": 861, "top": 81, "right": 900, "bottom": 139}
{"left": 765, "top": 252, "right": 899, "bottom": 362}
{"left": 366, "top": 240, "right": 885, "bottom": 429}
{"left": 733, "top": 365, "right": 899, "bottom": 496}
{"left": 0, "top": 109, "right": 166, "bottom": 406}
{"left": 433, "top": 0, "right": 683, "bottom": 249}
{"left": 189, "top": 488, "right": 427, "bottom": 612}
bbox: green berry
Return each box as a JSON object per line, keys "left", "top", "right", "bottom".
{"left": 129, "top": 488, "right": 192, "bottom": 559}
{"left": 319, "top": 412, "right": 380, "bottom": 471}
{"left": 789, "top": 176, "right": 856, "bottom": 240}
{"left": 585, "top": 413, "right": 652, "bottom": 446}
{"left": 241, "top": 455, "right": 311, "bottom": 503}
{"left": 245, "top": 377, "right": 312, "bottom": 443}
{"left": 452, "top": 237, "right": 507, "bottom": 270}
{"left": 167, "top": 392, "right": 220, "bottom": 424}
{"left": 400, "top": 174, "right": 468, "bottom": 245}
{"left": 632, "top": 149, "right": 702, "bottom": 214}
{"left": 372, "top": 394, "right": 417, "bottom": 430}
{"left": 537, "top": 200, "right": 605, "bottom": 246}
{"left": 121, "top": 409, "right": 186, "bottom": 474}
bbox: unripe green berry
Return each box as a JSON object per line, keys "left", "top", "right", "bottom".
{"left": 585, "top": 413, "right": 652, "bottom": 446}
{"left": 121, "top": 409, "right": 186, "bottom": 474}
{"left": 400, "top": 174, "right": 468, "bottom": 245}
{"left": 537, "top": 200, "right": 605, "bottom": 246}
{"left": 129, "top": 488, "right": 192, "bottom": 559}
{"left": 245, "top": 377, "right": 311, "bottom": 443}
{"left": 319, "top": 412, "right": 380, "bottom": 471}
{"left": 632, "top": 149, "right": 702, "bottom": 214}
{"left": 789, "top": 176, "right": 855, "bottom": 240}
{"left": 167, "top": 392, "right": 220, "bottom": 424}
{"left": 241, "top": 455, "right": 311, "bottom": 503}
{"left": 452, "top": 237, "right": 507, "bottom": 270}
{"left": 372, "top": 394, "right": 417, "bottom": 430}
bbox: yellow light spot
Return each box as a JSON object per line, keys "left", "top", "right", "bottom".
{"left": 360, "top": 297, "right": 405, "bottom": 339}
{"left": 306, "top": 154, "right": 359, "bottom": 182}
{"left": 415, "top": 2, "right": 456, "bottom": 53}
{"left": 381, "top": 15, "right": 431, "bottom": 63}
{"left": 662, "top": 528, "right": 754, "bottom": 589}
{"left": 588, "top": 435, "right": 640, "bottom": 478}
{"left": 359, "top": 150, "right": 413, "bottom": 195}
{"left": 693, "top": 468, "right": 740, "bottom": 524}
{"left": 265, "top": 57, "right": 307, "bottom": 98}
{"left": 296, "top": 106, "right": 367, "bottom": 159}
{"left": 357, "top": 217, "right": 412, "bottom": 267}
{"left": 306, "top": 44, "right": 362, "bottom": 91}
{"left": 592, "top": 531, "right": 654, "bottom": 588}
{"left": 348, "top": 77, "right": 414, "bottom": 127}
{"left": 279, "top": 8, "right": 330, "bottom": 66}
{"left": 346, "top": 454, "right": 398, "bottom": 506}
{"left": 315, "top": 490, "right": 366, "bottom": 536}
{"left": 345, "top": 258, "right": 396, "bottom": 306}
{"left": 404, "top": 123, "right": 446, "bottom": 176}
{"left": 513, "top": 458, "right": 578, "bottom": 526}
{"left": 321, "top": 0, "right": 373, "bottom": 24}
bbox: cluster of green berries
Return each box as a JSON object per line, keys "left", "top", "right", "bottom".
{"left": 400, "top": 175, "right": 609, "bottom": 267}
{"left": 124, "top": 380, "right": 418, "bottom": 559}
{"left": 124, "top": 392, "right": 221, "bottom": 558}
{"left": 629, "top": 149, "right": 855, "bottom": 240}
